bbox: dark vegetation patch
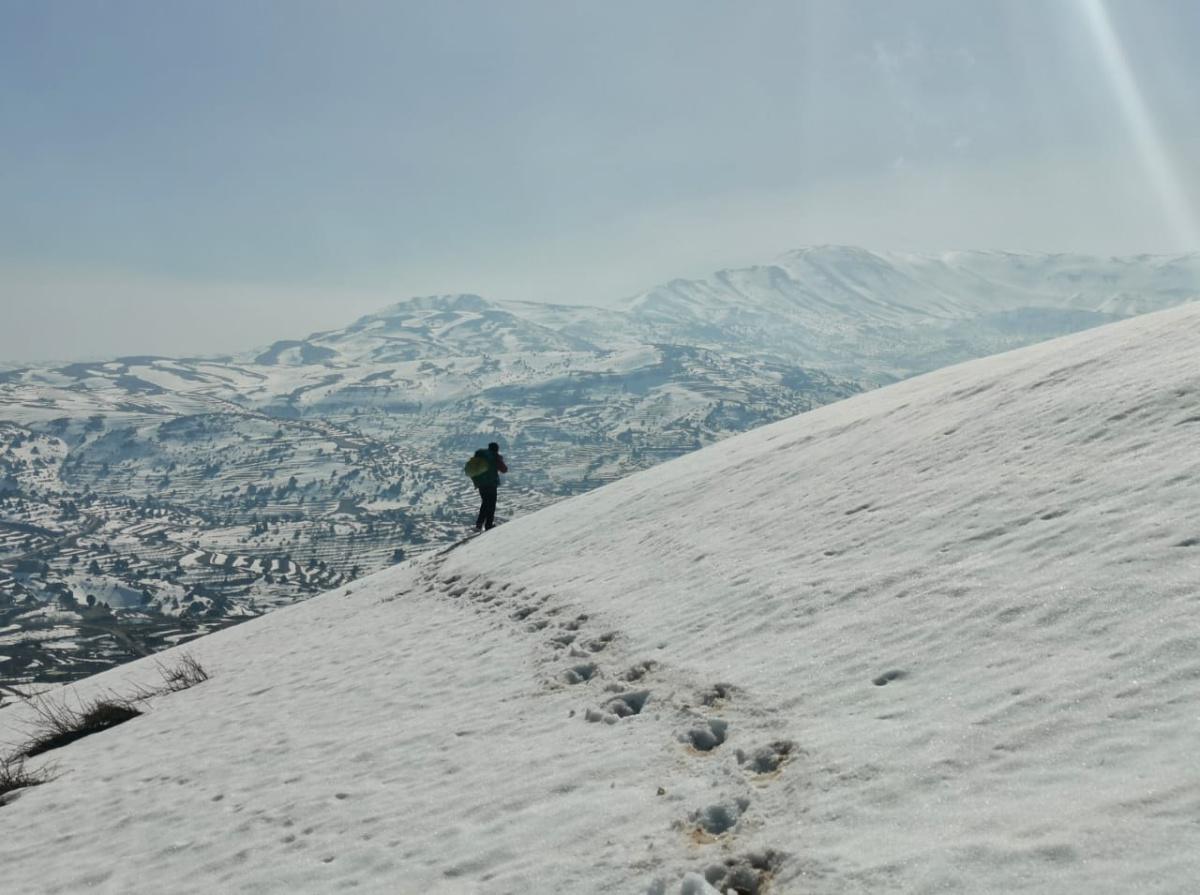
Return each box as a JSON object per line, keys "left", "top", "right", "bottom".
{"left": 7, "top": 654, "right": 209, "bottom": 765}
{"left": 21, "top": 695, "right": 143, "bottom": 758}
{"left": 128, "top": 653, "right": 211, "bottom": 700}
{"left": 155, "top": 653, "right": 210, "bottom": 693}
{"left": 0, "top": 755, "right": 56, "bottom": 806}
{"left": 0, "top": 624, "right": 214, "bottom": 806}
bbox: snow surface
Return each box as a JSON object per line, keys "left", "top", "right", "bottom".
{"left": 3, "top": 304, "right": 1200, "bottom": 893}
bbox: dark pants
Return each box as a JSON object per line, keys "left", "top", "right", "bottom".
{"left": 476, "top": 486, "right": 498, "bottom": 530}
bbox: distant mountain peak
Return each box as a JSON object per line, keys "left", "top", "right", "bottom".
{"left": 777, "top": 244, "right": 885, "bottom": 261}
{"left": 356, "top": 293, "right": 495, "bottom": 323}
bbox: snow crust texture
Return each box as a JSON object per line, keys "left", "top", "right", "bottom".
{"left": 3, "top": 304, "right": 1200, "bottom": 893}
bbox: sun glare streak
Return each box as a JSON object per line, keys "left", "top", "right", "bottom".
{"left": 1076, "top": 0, "right": 1200, "bottom": 250}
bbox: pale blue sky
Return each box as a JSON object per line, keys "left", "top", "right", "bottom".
{"left": 3, "top": 1, "right": 1199, "bottom": 360}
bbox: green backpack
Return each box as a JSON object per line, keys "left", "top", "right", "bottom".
{"left": 464, "top": 455, "right": 489, "bottom": 481}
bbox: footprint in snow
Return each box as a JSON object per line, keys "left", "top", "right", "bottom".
{"left": 562, "top": 662, "right": 597, "bottom": 685}
{"left": 585, "top": 690, "right": 650, "bottom": 724}
{"left": 698, "top": 683, "right": 735, "bottom": 706}
{"left": 736, "top": 740, "right": 798, "bottom": 775}
{"left": 695, "top": 851, "right": 783, "bottom": 895}
{"left": 621, "top": 660, "right": 656, "bottom": 682}
{"left": 681, "top": 719, "right": 728, "bottom": 753}
{"left": 689, "top": 797, "right": 750, "bottom": 838}
{"left": 585, "top": 632, "right": 616, "bottom": 652}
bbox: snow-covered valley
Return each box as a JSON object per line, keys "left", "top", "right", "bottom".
{"left": 2, "top": 301, "right": 1198, "bottom": 893}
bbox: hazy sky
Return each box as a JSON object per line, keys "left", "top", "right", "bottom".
{"left": 3, "top": 0, "right": 1199, "bottom": 361}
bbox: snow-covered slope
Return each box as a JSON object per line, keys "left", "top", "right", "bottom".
{"left": 3, "top": 303, "right": 1200, "bottom": 893}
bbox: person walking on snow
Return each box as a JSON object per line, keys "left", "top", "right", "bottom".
{"left": 466, "top": 441, "right": 507, "bottom": 531}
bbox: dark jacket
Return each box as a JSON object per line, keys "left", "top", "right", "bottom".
{"left": 472, "top": 448, "right": 507, "bottom": 489}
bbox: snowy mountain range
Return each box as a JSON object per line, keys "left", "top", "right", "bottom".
{"left": 247, "top": 246, "right": 1200, "bottom": 381}
{"left": 1, "top": 247, "right": 1198, "bottom": 688}
{"left": 3, "top": 300, "right": 1198, "bottom": 892}
{"left": 622, "top": 246, "right": 1200, "bottom": 377}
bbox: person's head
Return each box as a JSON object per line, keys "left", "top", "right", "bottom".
{"left": 488, "top": 442, "right": 500, "bottom": 453}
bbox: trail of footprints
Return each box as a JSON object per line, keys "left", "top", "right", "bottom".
{"left": 411, "top": 557, "right": 796, "bottom": 894}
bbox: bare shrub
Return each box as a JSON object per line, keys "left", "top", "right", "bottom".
{"left": 155, "top": 652, "right": 210, "bottom": 693}
{"left": 0, "top": 755, "right": 55, "bottom": 806}
{"left": 20, "top": 693, "right": 142, "bottom": 758}
{"left": 127, "top": 652, "right": 211, "bottom": 702}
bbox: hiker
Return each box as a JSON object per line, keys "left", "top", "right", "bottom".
{"left": 465, "top": 441, "right": 507, "bottom": 531}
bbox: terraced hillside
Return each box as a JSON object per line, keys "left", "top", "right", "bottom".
{"left": 0, "top": 336, "right": 857, "bottom": 688}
